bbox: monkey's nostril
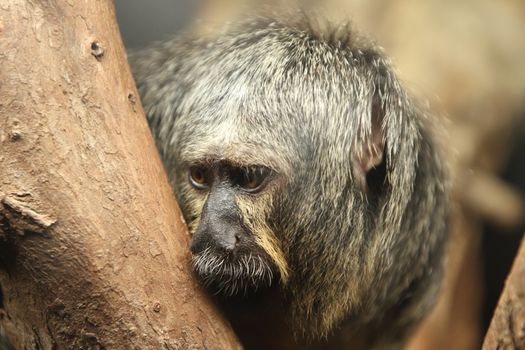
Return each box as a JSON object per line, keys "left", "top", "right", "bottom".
{"left": 220, "top": 233, "right": 237, "bottom": 252}
{"left": 189, "top": 238, "right": 201, "bottom": 255}
{"left": 209, "top": 227, "right": 240, "bottom": 253}
{"left": 189, "top": 229, "right": 207, "bottom": 255}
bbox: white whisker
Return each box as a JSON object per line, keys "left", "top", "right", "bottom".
{"left": 191, "top": 248, "right": 275, "bottom": 296}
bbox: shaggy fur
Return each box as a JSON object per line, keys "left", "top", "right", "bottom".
{"left": 130, "top": 12, "right": 448, "bottom": 349}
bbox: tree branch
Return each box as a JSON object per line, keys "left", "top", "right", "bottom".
{"left": 0, "top": 1, "right": 240, "bottom": 348}
{"left": 483, "top": 233, "right": 525, "bottom": 349}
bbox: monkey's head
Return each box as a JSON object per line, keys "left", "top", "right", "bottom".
{"left": 133, "top": 15, "right": 448, "bottom": 340}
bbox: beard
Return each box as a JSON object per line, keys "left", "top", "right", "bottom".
{"left": 191, "top": 247, "right": 275, "bottom": 296}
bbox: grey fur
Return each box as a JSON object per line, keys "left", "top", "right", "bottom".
{"left": 130, "top": 12, "right": 448, "bottom": 349}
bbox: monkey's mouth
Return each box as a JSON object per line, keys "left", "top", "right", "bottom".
{"left": 191, "top": 248, "right": 275, "bottom": 296}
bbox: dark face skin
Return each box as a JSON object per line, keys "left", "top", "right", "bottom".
{"left": 188, "top": 162, "right": 276, "bottom": 295}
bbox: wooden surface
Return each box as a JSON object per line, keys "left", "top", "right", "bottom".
{"left": 483, "top": 235, "right": 525, "bottom": 349}
{"left": 0, "top": 1, "right": 240, "bottom": 349}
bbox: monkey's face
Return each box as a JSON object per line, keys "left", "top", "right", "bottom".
{"left": 180, "top": 161, "right": 287, "bottom": 296}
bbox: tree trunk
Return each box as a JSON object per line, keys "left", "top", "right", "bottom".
{"left": 482, "top": 234, "right": 525, "bottom": 349}
{"left": 0, "top": 1, "right": 241, "bottom": 349}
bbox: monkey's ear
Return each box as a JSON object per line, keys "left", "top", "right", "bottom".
{"left": 351, "top": 97, "right": 385, "bottom": 193}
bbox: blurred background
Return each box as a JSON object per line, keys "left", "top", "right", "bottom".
{"left": 114, "top": 0, "right": 199, "bottom": 48}
{"left": 114, "top": 1, "right": 525, "bottom": 348}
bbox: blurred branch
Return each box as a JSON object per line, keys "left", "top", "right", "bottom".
{"left": 461, "top": 171, "right": 525, "bottom": 230}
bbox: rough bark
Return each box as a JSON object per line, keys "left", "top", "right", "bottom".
{"left": 0, "top": 1, "right": 241, "bottom": 349}
{"left": 482, "top": 234, "right": 525, "bottom": 349}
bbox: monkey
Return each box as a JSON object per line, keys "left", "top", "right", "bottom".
{"left": 130, "top": 11, "right": 448, "bottom": 350}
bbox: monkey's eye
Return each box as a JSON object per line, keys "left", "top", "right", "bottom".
{"left": 188, "top": 166, "right": 209, "bottom": 190}
{"left": 232, "top": 166, "right": 271, "bottom": 193}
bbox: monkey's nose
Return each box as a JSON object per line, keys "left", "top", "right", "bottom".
{"left": 190, "top": 224, "right": 242, "bottom": 255}
{"left": 216, "top": 229, "right": 239, "bottom": 252}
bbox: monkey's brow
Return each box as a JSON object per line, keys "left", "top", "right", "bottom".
{"left": 184, "top": 156, "right": 275, "bottom": 172}
{"left": 179, "top": 147, "right": 289, "bottom": 176}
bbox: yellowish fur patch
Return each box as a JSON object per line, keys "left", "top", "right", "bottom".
{"left": 236, "top": 190, "right": 290, "bottom": 283}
